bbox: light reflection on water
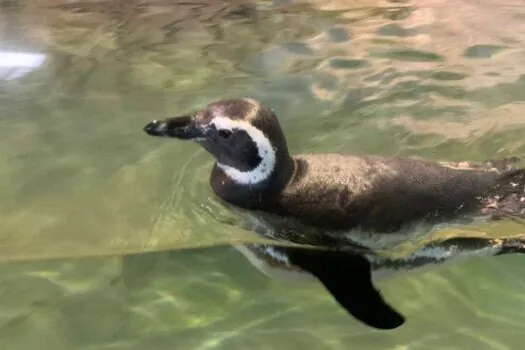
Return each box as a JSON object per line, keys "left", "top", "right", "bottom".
{"left": 1, "top": 0, "right": 525, "bottom": 349}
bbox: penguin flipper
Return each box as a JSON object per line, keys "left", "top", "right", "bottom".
{"left": 285, "top": 248, "right": 405, "bottom": 330}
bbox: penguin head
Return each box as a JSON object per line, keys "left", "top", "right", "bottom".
{"left": 144, "top": 98, "right": 293, "bottom": 187}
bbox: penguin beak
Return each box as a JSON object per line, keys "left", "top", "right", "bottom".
{"left": 143, "top": 116, "right": 205, "bottom": 140}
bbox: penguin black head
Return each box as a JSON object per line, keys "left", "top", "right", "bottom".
{"left": 144, "top": 98, "right": 294, "bottom": 189}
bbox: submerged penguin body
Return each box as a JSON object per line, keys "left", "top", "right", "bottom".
{"left": 233, "top": 235, "right": 525, "bottom": 330}
{"left": 143, "top": 98, "right": 525, "bottom": 330}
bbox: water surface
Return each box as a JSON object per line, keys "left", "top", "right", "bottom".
{"left": 2, "top": 0, "right": 525, "bottom": 349}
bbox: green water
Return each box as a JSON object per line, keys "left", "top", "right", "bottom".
{"left": 2, "top": 0, "right": 525, "bottom": 348}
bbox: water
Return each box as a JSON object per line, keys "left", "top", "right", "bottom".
{"left": 1, "top": 0, "right": 525, "bottom": 348}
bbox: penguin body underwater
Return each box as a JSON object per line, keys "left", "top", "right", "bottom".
{"left": 144, "top": 98, "right": 525, "bottom": 330}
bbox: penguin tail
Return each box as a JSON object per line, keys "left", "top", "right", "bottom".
{"left": 496, "top": 237, "right": 525, "bottom": 255}
{"left": 482, "top": 168, "right": 525, "bottom": 220}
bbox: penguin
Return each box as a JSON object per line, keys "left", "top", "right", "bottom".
{"left": 143, "top": 98, "right": 525, "bottom": 330}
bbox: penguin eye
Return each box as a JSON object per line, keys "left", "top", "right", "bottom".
{"left": 218, "top": 129, "right": 233, "bottom": 139}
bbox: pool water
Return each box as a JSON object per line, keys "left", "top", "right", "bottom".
{"left": 1, "top": 0, "right": 525, "bottom": 349}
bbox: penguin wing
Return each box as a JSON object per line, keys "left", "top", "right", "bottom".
{"left": 283, "top": 246, "right": 405, "bottom": 329}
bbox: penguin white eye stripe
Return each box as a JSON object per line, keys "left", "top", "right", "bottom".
{"left": 210, "top": 116, "right": 276, "bottom": 185}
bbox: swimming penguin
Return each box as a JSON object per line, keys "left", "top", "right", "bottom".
{"left": 143, "top": 98, "right": 525, "bottom": 330}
